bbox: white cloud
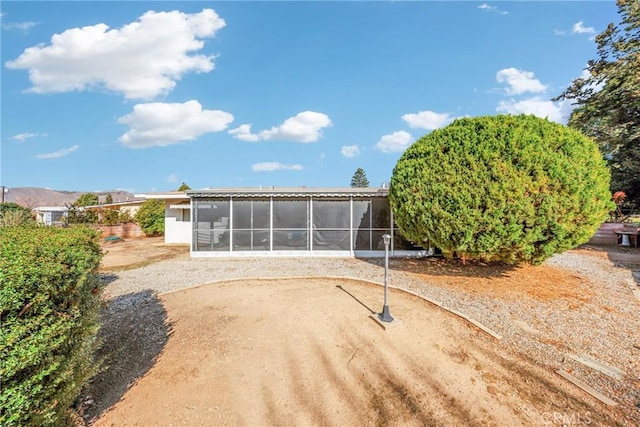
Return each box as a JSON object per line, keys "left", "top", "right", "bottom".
{"left": 166, "top": 173, "right": 178, "bottom": 183}
{"left": 230, "top": 111, "right": 332, "bottom": 143}
{"left": 251, "top": 162, "right": 304, "bottom": 172}
{"left": 341, "top": 145, "right": 360, "bottom": 158}
{"left": 496, "top": 97, "right": 570, "bottom": 124}
{"left": 375, "top": 131, "right": 413, "bottom": 153}
{"left": 573, "top": 21, "right": 595, "bottom": 35}
{"left": 477, "top": 4, "right": 509, "bottom": 15}
{"left": 5, "top": 9, "right": 225, "bottom": 99}
{"left": 36, "top": 144, "right": 79, "bottom": 159}
{"left": 11, "top": 132, "right": 47, "bottom": 142}
{"left": 258, "top": 111, "right": 332, "bottom": 143}
{"left": 554, "top": 29, "right": 566, "bottom": 36}
{"left": 228, "top": 124, "right": 259, "bottom": 142}
{"left": 2, "top": 21, "right": 37, "bottom": 32}
{"left": 496, "top": 68, "right": 547, "bottom": 95}
{"left": 118, "top": 100, "right": 234, "bottom": 148}
{"left": 402, "top": 110, "right": 454, "bottom": 130}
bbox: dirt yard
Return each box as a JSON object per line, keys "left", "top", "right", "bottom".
{"left": 84, "top": 235, "right": 638, "bottom": 426}
{"left": 100, "top": 236, "right": 189, "bottom": 270}
{"left": 93, "top": 278, "right": 620, "bottom": 426}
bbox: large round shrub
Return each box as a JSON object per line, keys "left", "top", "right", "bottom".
{"left": 389, "top": 114, "right": 613, "bottom": 265}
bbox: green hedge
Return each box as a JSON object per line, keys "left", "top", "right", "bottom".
{"left": 0, "top": 225, "right": 104, "bottom": 426}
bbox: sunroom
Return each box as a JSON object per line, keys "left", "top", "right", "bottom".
{"left": 188, "top": 187, "right": 429, "bottom": 257}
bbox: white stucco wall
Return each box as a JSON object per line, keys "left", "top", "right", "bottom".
{"left": 164, "top": 204, "right": 191, "bottom": 244}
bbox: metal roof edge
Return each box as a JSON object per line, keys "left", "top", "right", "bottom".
{"left": 186, "top": 187, "right": 389, "bottom": 198}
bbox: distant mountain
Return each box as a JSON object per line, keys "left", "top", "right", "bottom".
{"left": 3, "top": 187, "right": 138, "bottom": 208}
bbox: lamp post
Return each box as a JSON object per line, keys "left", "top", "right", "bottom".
{"left": 379, "top": 234, "right": 394, "bottom": 322}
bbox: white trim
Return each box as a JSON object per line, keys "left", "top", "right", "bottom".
{"left": 309, "top": 196, "right": 313, "bottom": 252}
{"left": 136, "top": 193, "right": 189, "bottom": 200}
{"left": 229, "top": 197, "right": 234, "bottom": 250}
{"left": 269, "top": 198, "right": 273, "bottom": 251}
{"left": 349, "top": 197, "right": 354, "bottom": 256}
{"left": 190, "top": 250, "right": 397, "bottom": 258}
{"left": 169, "top": 204, "right": 191, "bottom": 209}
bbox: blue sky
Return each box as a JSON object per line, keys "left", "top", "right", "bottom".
{"left": 1, "top": 1, "right": 619, "bottom": 193}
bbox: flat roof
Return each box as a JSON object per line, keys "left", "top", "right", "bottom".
{"left": 135, "top": 191, "right": 189, "bottom": 199}
{"left": 187, "top": 187, "right": 389, "bottom": 198}
{"left": 34, "top": 206, "right": 69, "bottom": 212}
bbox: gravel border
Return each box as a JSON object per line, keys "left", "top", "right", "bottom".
{"left": 102, "top": 251, "right": 640, "bottom": 424}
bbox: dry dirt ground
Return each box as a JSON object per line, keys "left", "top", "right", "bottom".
{"left": 99, "top": 236, "right": 189, "bottom": 270}
{"left": 83, "top": 236, "right": 638, "bottom": 426}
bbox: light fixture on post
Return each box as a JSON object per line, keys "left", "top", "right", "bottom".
{"left": 379, "top": 233, "right": 394, "bottom": 322}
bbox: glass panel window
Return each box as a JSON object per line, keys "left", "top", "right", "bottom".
{"left": 214, "top": 230, "right": 231, "bottom": 251}
{"left": 252, "top": 230, "right": 270, "bottom": 251}
{"left": 273, "top": 199, "right": 308, "bottom": 229}
{"left": 312, "top": 200, "right": 350, "bottom": 229}
{"left": 193, "top": 198, "right": 230, "bottom": 252}
{"left": 232, "top": 230, "right": 270, "bottom": 251}
{"left": 233, "top": 200, "right": 252, "bottom": 229}
{"left": 313, "top": 230, "right": 350, "bottom": 250}
{"left": 352, "top": 200, "right": 371, "bottom": 229}
{"left": 51, "top": 211, "right": 65, "bottom": 222}
{"left": 232, "top": 230, "right": 252, "bottom": 251}
{"left": 371, "top": 198, "right": 391, "bottom": 229}
{"left": 353, "top": 229, "right": 371, "bottom": 250}
{"left": 272, "top": 230, "right": 309, "bottom": 250}
{"left": 252, "top": 201, "right": 270, "bottom": 229}
{"left": 194, "top": 230, "right": 214, "bottom": 251}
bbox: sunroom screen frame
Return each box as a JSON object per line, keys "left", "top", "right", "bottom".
{"left": 188, "top": 188, "right": 429, "bottom": 258}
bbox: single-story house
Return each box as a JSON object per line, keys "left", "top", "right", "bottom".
{"left": 84, "top": 199, "right": 146, "bottom": 220}
{"left": 140, "top": 187, "right": 430, "bottom": 258}
{"left": 34, "top": 206, "right": 68, "bottom": 226}
{"left": 135, "top": 191, "right": 191, "bottom": 244}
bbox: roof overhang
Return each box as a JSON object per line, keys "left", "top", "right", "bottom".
{"left": 187, "top": 187, "right": 389, "bottom": 198}
{"left": 34, "top": 206, "right": 69, "bottom": 212}
{"left": 169, "top": 203, "right": 191, "bottom": 209}
{"left": 135, "top": 192, "right": 189, "bottom": 200}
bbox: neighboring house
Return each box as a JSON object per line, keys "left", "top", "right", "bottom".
{"left": 135, "top": 191, "right": 190, "bottom": 244}
{"left": 34, "top": 206, "right": 68, "bottom": 226}
{"left": 138, "top": 187, "right": 430, "bottom": 258}
{"left": 84, "top": 199, "right": 146, "bottom": 220}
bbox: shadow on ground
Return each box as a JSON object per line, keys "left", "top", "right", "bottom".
{"left": 79, "top": 289, "right": 170, "bottom": 423}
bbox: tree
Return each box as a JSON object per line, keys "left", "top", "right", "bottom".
{"left": 74, "top": 193, "right": 99, "bottom": 207}
{"left": 135, "top": 199, "right": 165, "bottom": 236}
{"left": 104, "top": 193, "right": 114, "bottom": 204}
{"left": 177, "top": 182, "right": 191, "bottom": 191}
{"left": 389, "top": 115, "right": 613, "bottom": 265}
{"left": 66, "top": 193, "right": 99, "bottom": 224}
{"left": 555, "top": 0, "right": 639, "bottom": 203}
{"left": 350, "top": 168, "right": 370, "bottom": 188}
